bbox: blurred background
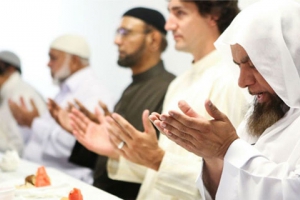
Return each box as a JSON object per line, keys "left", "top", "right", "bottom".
{"left": 0, "top": 0, "right": 258, "bottom": 103}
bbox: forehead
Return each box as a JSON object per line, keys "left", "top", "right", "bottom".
{"left": 168, "top": 0, "right": 198, "bottom": 12}
{"left": 49, "top": 49, "right": 66, "bottom": 58}
{"left": 231, "top": 44, "right": 249, "bottom": 60}
{"left": 118, "top": 16, "right": 146, "bottom": 30}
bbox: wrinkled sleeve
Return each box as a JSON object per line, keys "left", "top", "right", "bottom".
{"left": 30, "top": 114, "right": 76, "bottom": 159}
{"left": 107, "top": 156, "right": 148, "bottom": 183}
{"left": 197, "top": 139, "right": 300, "bottom": 200}
{"left": 154, "top": 151, "right": 202, "bottom": 200}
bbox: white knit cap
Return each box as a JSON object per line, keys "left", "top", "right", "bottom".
{"left": 50, "top": 34, "right": 90, "bottom": 59}
{"left": 0, "top": 51, "right": 21, "bottom": 68}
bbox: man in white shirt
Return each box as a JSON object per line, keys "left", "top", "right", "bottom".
{"left": 70, "top": 1, "right": 249, "bottom": 199}
{"left": 0, "top": 51, "right": 46, "bottom": 155}
{"left": 151, "top": 0, "right": 300, "bottom": 199}
{"left": 9, "top": 34, "right": 113, "bottom": 183}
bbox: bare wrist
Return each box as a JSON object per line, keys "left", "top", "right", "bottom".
{"left": 150, "top": 149, "right": 165, "bottom": 171}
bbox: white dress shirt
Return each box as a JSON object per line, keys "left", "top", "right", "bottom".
{"left": 108, "top": 50, "right": 249, "bottom": 199}
{"left": 22, "top": 67, "right": 114, "bottom": 184}
{"left": 0, "top": 72, "right": 47, "bottom": 155}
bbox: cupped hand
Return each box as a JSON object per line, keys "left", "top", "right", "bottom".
{"left": 107, "top": 110, "right": 165, "bottom": 171}
{"left": 154, "top": 100, "right": 238, "bottom": 160}
{"left": 48, "top": 98, "right": 73, "bottom": 133}
{"left": 9, "top": 97, "right": 39, "bottom": 127}
{"left": 69, "top": 107, "right": 118, "bottom": 159}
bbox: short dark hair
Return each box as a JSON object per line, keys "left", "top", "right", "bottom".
{"left": 191, "top": 0, "right": 240, "bottom": 34}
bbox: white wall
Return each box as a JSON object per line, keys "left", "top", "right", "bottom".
{"left": 0, "top": 0, "right": 257, "bottom": 102}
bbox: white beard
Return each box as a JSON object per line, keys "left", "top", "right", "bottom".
{"left": 52, "top": 55, "right": 71, "bottom": 85}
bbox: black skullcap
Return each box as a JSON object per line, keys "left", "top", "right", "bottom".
{"left": 123, "top": 7, "right": 167, "bottom": 35}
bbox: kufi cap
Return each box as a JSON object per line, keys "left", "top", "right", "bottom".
{"left": 50, "top": 34, "right": 90, "bottom": 59}
{"left": 0, "top": 51, "right": 21, "bottom": 69}
{"left": 123, "top": 7, "right": 167, "bottom": 35}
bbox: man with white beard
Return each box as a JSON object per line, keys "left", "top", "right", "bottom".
{"left": 150, "top": 0, "right": 300, "bottom": 199}
{"left": 9, "top": 34, "right": 113, "bottom": 183}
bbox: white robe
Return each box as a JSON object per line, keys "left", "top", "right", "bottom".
{"left": 108, "top": 50, "right": 249, "bottom": 199}
{"left": 198, "top": 0, "right": 300, "bottom": 199}
{"left": 0, "top": 72, "right": 47, "bottom": 155}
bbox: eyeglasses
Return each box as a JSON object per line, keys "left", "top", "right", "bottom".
{"left": 116, "top": 27, "right": 151, "bottom": 37}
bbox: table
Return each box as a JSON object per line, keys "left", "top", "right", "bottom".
{"left": 0, "top": 155, "right": 122, "bottom": 200}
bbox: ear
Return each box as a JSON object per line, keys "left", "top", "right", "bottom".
{"left": 205, "top": 14, "right": 219, "bottom": 27}
{"left": 70, "top": 55, "right": 80, "bottom": 72}
{"left": 146, "top": 30, "right": 161, "bottom": 52}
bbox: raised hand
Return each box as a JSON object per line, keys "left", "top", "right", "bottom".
{"left": 69, "top": 107, "right": 118, "bottom": 159}
{"left": 98, "top": 100, "right": 111, "bottom": 116}
{"left": 73, "top": 99, "right": 111, "bottom": 124}
{"left": 48, "top": 98, "right": 73, "bottom": 133}
{"left": 73, "top": 99, "right": 99, "bottom": 123}
{"left": 148, "top": 112, "right": 166, "bottom": 134}
{"left": 9, "top": 97, "right": 39, "bottom": 127}
{"left": 153, "top": 100, "right": 238, "bottom": 160}
{"left": 107, "top": 110, "right": 165, "bottom": 171}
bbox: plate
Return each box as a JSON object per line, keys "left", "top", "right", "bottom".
{"left": 0, "top": 177, "right": 69, "bottom": 197}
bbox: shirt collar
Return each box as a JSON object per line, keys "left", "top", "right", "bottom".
{"left": 191, "top": 50, "right": 223, "bottom": 75}
{"left": 0, "top": 72, "right": 22, "bottom": 99}
{"left": 60, "top": 67, "right": 91, "bottom": 93}
{"left": 132, "top": 60, "right": 165, "bottom": 83}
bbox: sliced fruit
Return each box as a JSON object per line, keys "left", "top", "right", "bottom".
{"left": 69, "top": 188, "right": 83, "bottom": 200}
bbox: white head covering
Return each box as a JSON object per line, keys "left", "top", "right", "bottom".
{"left": 0, "top": 51, "right": 21, "bottom": 68}
{"left": 215, "top": 0, "right": 300, "bottom": 108}
{"left": 50, "top": 34, "right": 90, "bottom": 59}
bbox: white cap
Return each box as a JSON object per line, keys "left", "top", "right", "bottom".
{"left": 50, "top": 34, "right": 90, "bottom": 59}
{"left": 0, "top": 51, "right": 21, "bottom": 68}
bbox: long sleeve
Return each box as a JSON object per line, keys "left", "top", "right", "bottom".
{"left": 107, "top": 157, "right": 148, "bottom": 183}
{"left": 217, "top": 139, "right": 300, "bottom": 200}
{"left": 154, "top": 151, "right": 202, "bottom": 199}
{"left": 197, "top": 113, "right": 300, "bottom": 200}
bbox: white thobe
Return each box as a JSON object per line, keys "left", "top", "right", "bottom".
{"left": 108, "top": 50, "right": 249, "bottom": 199}
{"left": 0, "top": 72, "right": 47, "bottom": 155}
{"left": 197, "top": 108, "right": 300, "bottom": 200}
{"left": 22, "top": 67, "right": 114, "bottom": 184}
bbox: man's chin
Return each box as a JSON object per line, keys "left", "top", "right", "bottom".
{"left": 174, "top": 43, "right": 188, "bottom": 52}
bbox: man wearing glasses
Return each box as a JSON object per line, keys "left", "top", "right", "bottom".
{"left": 92, "top": 7, "right": 175, "bottom": 199}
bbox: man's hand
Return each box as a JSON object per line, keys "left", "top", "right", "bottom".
{"left": 9, "top": 97, "right": 39, "bottom": 127}
{"left": 108, "top": 110, "right": 165, "bottom": 171}
{"left": 48, "top": 98, "right": 73, "bottom": 133}
{"left": 150, "top": 100, "right": 238, "bottom": 160}
{"left": 69, "top": 107, "right": 118, "bottom": 159}
{"left": 150, "top": 100, "right": 238, "bottom": 198}
{"left": 73, "top": 99, "right": 111, "bottom": 124}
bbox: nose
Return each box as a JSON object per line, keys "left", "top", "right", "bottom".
{"left": 114, "top": 34, "right": 122, "bottom": 46}
{"left": 165, "top": 15, "right": 177, "bottom": 31}
{"left": 238, "top": 67, "right": 255, "bottom": 88}
{"left": 47, "top": 60, "right": 52, "bottom": 68}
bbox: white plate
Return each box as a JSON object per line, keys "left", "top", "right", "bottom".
{"left": 0, "top": 177, "right": 69, "bottom": 196}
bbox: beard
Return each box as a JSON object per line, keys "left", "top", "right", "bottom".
{"left": 247, "top": 93, "right": 289, "bottom": 138}
{"left": 117, "top": 39, "right": 146, "bottom": 68}
{"left": 52, "top": 55, "right": 71, "bottom": 85}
